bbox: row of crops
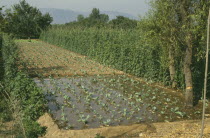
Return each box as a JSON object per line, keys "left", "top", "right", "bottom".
{"left": 40, "top": 27, "right": 171, "bottom": 85}
{"left": 0, "top": 35, "right": 46, "bottom": 137}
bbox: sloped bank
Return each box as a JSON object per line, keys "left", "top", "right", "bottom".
{"left": 38, "top": 113, "right": 210, "bottom": 138}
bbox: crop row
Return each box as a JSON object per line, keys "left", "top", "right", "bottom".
{"left": 40, "top": 27, "right": 173, "bottom": 85}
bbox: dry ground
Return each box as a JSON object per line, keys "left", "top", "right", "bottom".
{"left": 38, "top": 113, "right": 210, "bottom": 138}
{"left": 17, "top": 40, "right": 124, "bottom": 77}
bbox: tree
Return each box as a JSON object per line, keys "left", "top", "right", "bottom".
{"left": 109, "top": 16, "right": 137, "bottom": 29}
{"left": 77, "top": 14, "right": 85, "bottom": 22}
{"left": 89, "top": 8, "right": 100, "bottom": 20}
{"left": 100, "top": 14, "right": 109, "bottom": 23}
{"left": 89, "top": 8, "right": 109, "bottom": 25}
{"left": 4, "top": 0, "right": 52, "bottom": 39}
{"left": 145, "top": 0, "right": 210, "bottom": 107}
{"left": 177, "top": 0, "right": 210, "bottom": 107}
{"left": 0, "top": 6, "right": 5, "bottom": 32}
{"left": 66, "top": 8, "right": 110, "bottom": 28}
{"left": 148, "top": 0, "right": 181, "bottom": 88}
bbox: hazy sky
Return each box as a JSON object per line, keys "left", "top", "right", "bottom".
{"left": 0, "top": 0, "right": 150, "bottom": 16}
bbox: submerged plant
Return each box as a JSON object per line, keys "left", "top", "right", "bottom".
{"left": 103, "top": 119, "right": 111, "bottom": 126}
{"left": 78, "top": 114, "right": 90, "bottom": 124}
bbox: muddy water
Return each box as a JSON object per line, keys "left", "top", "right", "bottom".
{"left": 34, "top": 75, "right": 188, "bottom": 130}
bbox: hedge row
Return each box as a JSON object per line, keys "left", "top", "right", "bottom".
{"left": 1, "top": 35, "right": 46, "bottom": 137}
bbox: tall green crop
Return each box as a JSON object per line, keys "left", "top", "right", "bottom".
{"left": 40, "top": 26, "right": 182, "bottom": 86}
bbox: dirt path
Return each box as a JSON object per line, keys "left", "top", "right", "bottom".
{"left": 38, "top": 113, "right": 210, "bottom": 138}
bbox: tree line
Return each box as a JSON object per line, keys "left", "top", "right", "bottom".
{"left": 66, "top": 8, "right": 138, "bottom": 29}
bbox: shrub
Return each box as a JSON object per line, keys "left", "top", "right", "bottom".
{"left": 1, "top": 34, "right": 46, "bottom": 137}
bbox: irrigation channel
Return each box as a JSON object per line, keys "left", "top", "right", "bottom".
{"left": 17, "top": 40, "right": 208, "bottom": 130}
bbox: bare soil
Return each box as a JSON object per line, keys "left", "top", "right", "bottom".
{"left": 17, "top": 40, "right": 124, "bottom": 77}
{"left": 38, "top": 113, "right": 210, "bottom": 138}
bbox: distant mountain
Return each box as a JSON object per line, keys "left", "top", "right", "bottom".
{"left": 39, "top": 8, "right": 138, "bottom": 24}
{"left": 39, "top": 8, "right": 78, "bottom": 24}
{"left": 101, "top": 11, "right": 138, "bottom": 20}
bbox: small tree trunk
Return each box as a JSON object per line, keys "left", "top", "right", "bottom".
{"left": 184, "top": 35, "right": 193, "bottom": 107}
{"left": 169, "top": 46, "right": 177, "bottom": 88}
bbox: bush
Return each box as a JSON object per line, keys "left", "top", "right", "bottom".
{"left": 1, "top": 34, "right": 46, "bottom": 137}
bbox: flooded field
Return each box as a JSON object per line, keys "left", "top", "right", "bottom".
{"left": 34, "top": 75, "right": 202, "bottom": 130}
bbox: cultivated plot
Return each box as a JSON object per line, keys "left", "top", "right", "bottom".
{"left": 34, "top": 75, "right": 200, "bottom": 130}
{"left": 17, "top": 40, "right": 123, "bottom": 77}
{"left": 17, "top": 40, "right": 206, "bottom": 130}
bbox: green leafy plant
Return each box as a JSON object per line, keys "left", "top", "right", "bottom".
{"left": 95, "top": 133, "right": 105, "bottom": 138}
{"left": 78, "top": 114, "right": 90, "bottom": 124}
{"left": 1, "top": 35, "right": 46, "bottom": 137}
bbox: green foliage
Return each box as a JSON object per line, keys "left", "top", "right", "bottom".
{"left": 109, "top": 16, "right": 137, "bottom": 29}
{"left": 77, "top": 14, "right": 85, "bottom": 22}
{"left": 5, "top": 72, "right": 46, "bottom": 120}
{"left": 1, "top": 34, "right": 46, "bottom": 137}
{"left": 0, "top": 33, "right": 4, "bottom": 80}
{"left": 100, "top": 14, "right": 109, "bottom": 23}
{"left": 71, "top": 8, "right": 109, "bottom": 28}
{"left": 145, "top": 0, "right": 210, "bottom": 101}
{"left": 0, "top": 6, "right": 5, "bottom": 32}
{"left": 23, "top": 121, "right": 46, "bottom": 138}
{"left": 0, "top": 98, "right": 12, "bottom": 122}
{"left": 2, "top": 35, "right": 18, "bottom": 79}
{"left": 0, "top": 34, "right": 12, "bottom": 123}
{"left": 89, "top": 8, "right": 101, "bottom": 20}
{"left": 67, "top": 8, "right": 138, "bottom": 29}
{"left": 3, "top": 0, "right": 52, "bottom": 38}
{"left": 89, "top": 8, "right": 109, "bottom": 23}
{"left": 138, "top": 1, "right": 185, "bottom": 88}
{"left": 95, "top": 133, "right": 105, "bottom": 138}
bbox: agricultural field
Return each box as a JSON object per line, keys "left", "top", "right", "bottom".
{"left": 17, "top": 40, "right": 209, "bottom": 130}
{"left": 17, "top": 40, "right": 124, "bottom": 77}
